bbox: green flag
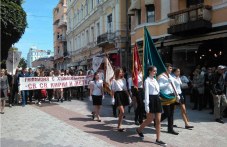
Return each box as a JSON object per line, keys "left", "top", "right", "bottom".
{"left": 143, "top": 27, "right": 166, "bottom": 79}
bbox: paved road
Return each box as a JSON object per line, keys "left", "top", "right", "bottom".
{"left": 1, "top": 95, "right": 227, "bottom": 147}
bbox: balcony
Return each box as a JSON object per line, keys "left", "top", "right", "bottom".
{"left": 168, "top": 4, "right": 212, "bottom": 35}
{"left": 57, "top": 35, "right": 66, "bottom": 42}
{"left": 97, "top": 32, "right": 115, "bottom": 47}
{"left": 58, "top": 18, "right": 67, "bottom": 28}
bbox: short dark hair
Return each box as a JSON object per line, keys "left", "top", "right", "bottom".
{"left": 165, "top": 63, "right": 172, "bottom": 68}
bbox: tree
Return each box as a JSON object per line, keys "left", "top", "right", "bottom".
{"left": 18, "top": 57, "right": 27, "bottom": 68}
{"left": 1, "top": 0, "right": 27, "bottom": 60}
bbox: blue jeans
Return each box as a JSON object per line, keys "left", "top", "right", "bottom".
{"left": 21, "top": 91, "right": 28, "bottom": 106}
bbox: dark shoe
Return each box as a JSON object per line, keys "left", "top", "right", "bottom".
{"left": 156, "top": 139, "right": 167, "bottom": 146}
{"left": 61, "top": 99, "right": 63, "bottom": 103}
{"left": 185, "top": 125, "right": 194, "bottom": 129}
{"left": 97, "top": 120, "right": 101, "bottom": 122}
{"left": 118, "top": 128, "right": 125, "bottom": 132}
{"left": 123, "top": 115, "right": 126, "bottom": 119}
{"left": 168, "top": 130, "right": 179, "bottom": 135}
{"left": 136, "top": 128, "right": 144, "bottom": 138}
{"left": 92, "top": 114, "right": 95, "bottom": 120}
{"left": 173, "top": 124, "right": 178, "bottom": 127}
{"left": 135, "top": 121, "right": 140, "bottom": 126}
{"left": 215, "top": 119, "right": 224, "bottom": 124}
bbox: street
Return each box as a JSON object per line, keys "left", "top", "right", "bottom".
{"left": 1, "top": 95, "right": 227, "bottom": 147}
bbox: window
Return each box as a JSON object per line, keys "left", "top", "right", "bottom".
{"left": 107, "top": 14, "right": 112, "bottom": 32}
{"left": 97, "top": 23, "right": 100, "bottom": 36}
{"left": 137, "top": 10, "right": 141, "bottom": 25}
{"left": 146, "top": 5, "right": 155, "bottom": 23}
{"left": 186, "top": 0, "right": 204, "bottom": 7}
{"left": 91, "top": 27, "right": 94, "bottom": 42}
{"left": 91, "top": 0, "right": 94, "bottom": 10}
{"left": 81, "top": 5, "right": 83, "bottom": 19}
{"left": 96, "top": 0, "right": 100, "bottom": 5}
{"left": 85, "top": 0, "right": 88, "bottom": 15}
{"left": 86, "top": 30, "right": 89, "bottom": 44}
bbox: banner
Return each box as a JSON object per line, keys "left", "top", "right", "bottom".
{"left": 92, "top": 56, "right": 103, "bottom": 72}
{"left": 19, "top": 76, "right": 89, "bottom": 91}
{"left": 6, "top": 50, "right": 21, "bottom": 74}
{"left": 132, "top": 43, "right": 142, "bottom": 89}
{"left": 105, "top": 57, "right": 114, "bottom": 85}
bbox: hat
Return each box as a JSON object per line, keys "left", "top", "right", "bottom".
{"left": 218, "top": 65, "right": 226, "bottom": 70}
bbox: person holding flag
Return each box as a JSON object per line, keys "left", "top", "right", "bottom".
{"left": 132, "top": 43, "right": 144, "bottom": 125}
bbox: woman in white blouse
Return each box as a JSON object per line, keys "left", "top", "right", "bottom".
{"left": 173, "top": 68, "right": 194, "bottom": 129}
{"left": 89, "top": 72, "right": 104, "bottom": 122}
{"left": 111, "top": 68, "right": 131, "bottom": 132}
{"left": 136, "top": 66, "right": 167, "bottom": 146}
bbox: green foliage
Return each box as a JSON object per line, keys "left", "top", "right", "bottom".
{"left": 18, "top": 57, "right": 27, "bottom": 68}
{"left": 1, "top": 0, "right": 27, "bottom": 60}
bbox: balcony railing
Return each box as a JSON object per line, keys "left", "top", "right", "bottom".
{"left": 58, "top": 18, "right": 67, "bottom": 28}
{"left": 57, "top": 36, "right": 66, "bottom": 42}
{"left": 168, "top": 4, "right": 212, "bottom": 35}
{"left": 97, "top": 32, "right": 115, "bottom": 45}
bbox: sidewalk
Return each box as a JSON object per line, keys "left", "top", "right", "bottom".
{"left": 1, "top": 95, "right": 227, "bottom": 147}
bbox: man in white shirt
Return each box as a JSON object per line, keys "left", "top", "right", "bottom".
{"left": 158, "top": 63, "right": 179, "bottom": 135}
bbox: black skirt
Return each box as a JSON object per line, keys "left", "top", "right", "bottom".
{"left": 114, "top": 91, "right": 129, "bottom": 107}
{"left": 179, "top": 93, "right": 185, "bottom": 104}
{"left": 149, "top": 95, "right": 162, "bottom": 113}
{"left": 92, "top": 95, "right": 102, "bottom": 105}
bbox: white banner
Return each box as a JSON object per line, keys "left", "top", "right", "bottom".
{"left": 19, "top": 76, "right": 90, "bottom": 91}
{"left": 105, "top": 57, "right": 114, "bottom": 85}
{"left": 92, "top": 56, "right": 103, "bottom": 72}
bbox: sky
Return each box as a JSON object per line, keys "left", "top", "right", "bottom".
{"left": 15, "top": 0, "right": 59, "bottom": 59}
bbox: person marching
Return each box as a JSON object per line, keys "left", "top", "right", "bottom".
{"left": 0, "top": 69, "right": 10, "bottom": 114}
{"left": 136, "top": 66, "right": 167, "bottom": 146}
{"left": 111, "top": 68, "right": 131, "bottom": 132}
{"left": 158, "top": 63, "right": 179, "bottom": 135}
{"left": 173, "top": 68, "right": 194, "bottom": 129}
{"left": 89, "top": 72, "right": 104, "bottom": 122}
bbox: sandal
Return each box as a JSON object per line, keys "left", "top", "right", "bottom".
{"left": 118, "top": 128, "right": 125, "bottom": 132}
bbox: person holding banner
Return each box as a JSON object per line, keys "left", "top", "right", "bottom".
{"left": 89, "top": 72, "right": 104, "bottom": 122}
{"left": 111, "top": 68, "right": 132, "bottom": 132}
{"left": 136, "top": 66, "right": 167, "bottom": 146}
{"left": 18, "top": 68, "right": 28, "bottom": 107}
{"left": 158, "top": 63, "right": 179, "bottom": 135}
{"left": 1, "top": 69, "right": 10, "bottom": 114}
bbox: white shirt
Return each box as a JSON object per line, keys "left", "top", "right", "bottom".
{"left": 158, "top": 73, "right": 175, "bottom": 94}
{"left": 90, "top": 80, "right": 103, "bottom": 96}
{"left": 173, "top": 76, "right": 182, "bottom": 94}
{"left": 128, "top": 77, "right": 133, "bottom": 90}
{"left": 111, "top": 78, "right": 127, "bottom": 92}
{"left": 144, "top": 76, "right": 160, "bottom": 107}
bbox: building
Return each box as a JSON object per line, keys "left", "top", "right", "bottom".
{"left": 32, "top": 56, "right": 54, "bottom": 69}
{"left": 53, "top": 0, "right": 68, "bottom": 70}
{"left": 27, "top": 46, "right": 54, "bottom": 68}
{"left": 66, "top": 0, "right": 131, "bottom": 70}
{"left": 130, "top": 0, "right": 227, "bottom": 74}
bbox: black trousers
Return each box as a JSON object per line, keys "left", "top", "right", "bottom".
{"left": 47, "top": 89, "right": 53, "bottom": 102}
{"left": 77, "top": 86, "right": 83, "bottom": 99}
{"left": 64, "top": 88, "right": 71, "bottom": 101}
{"left": 133, "top": 88, "right": 144, "bottom": 123}
{"left": 192, "top": 88, "right": 203, "bottom": 110}
{"left": 161, "top": 103, "right": 175, "bottom": 131}
{"left": 28, "top": 90, "right": 33, "bottom": 102}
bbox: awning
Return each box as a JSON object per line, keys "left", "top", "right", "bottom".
{"left": 164, "top": 30, "right": 227, "bottom": 46}
{"left": 128, "top": 9, "right": 135, "bottom": 16}
{"left": 128, "top": 0, "right": 141, "bottom": 12}
{"left": 145, "top": 0, "right": 154, "bottom": 5}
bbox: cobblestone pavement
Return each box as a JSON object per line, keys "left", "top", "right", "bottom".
{"left": 1, "top": 95, "right": 227, "bottom": 147}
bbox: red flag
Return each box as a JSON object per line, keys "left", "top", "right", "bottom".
{"left": 132, "top": 43, "right": 142, "bottom": 89}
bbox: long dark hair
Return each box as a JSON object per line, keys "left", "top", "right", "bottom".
{"left": 93, "top": 72, "right": 99, "bottom": 83}
{"left": 114, "top": 68, "right": 123, "bottom": 80}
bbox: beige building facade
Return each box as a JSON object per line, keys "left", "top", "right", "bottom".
{"left": 66, "top": 0, "right": 131, "bottom": 70}
{"left": 53, "top": 0, "right": 68, "bottom": 70}
{"left": 129, "top": 0, "right": 227, "bottom": 74}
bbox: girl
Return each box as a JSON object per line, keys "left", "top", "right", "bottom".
{"left": 89, "top": 72, "right": 104, "bottom": 122}
{"left": 173, "top": 68, "right": 194, "bottom": 129}
{"left": 111, "top": 68, "right": 131, "bottom": 132}
{"left": 136, "top": 66, "right": 167, "bottom": 146}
